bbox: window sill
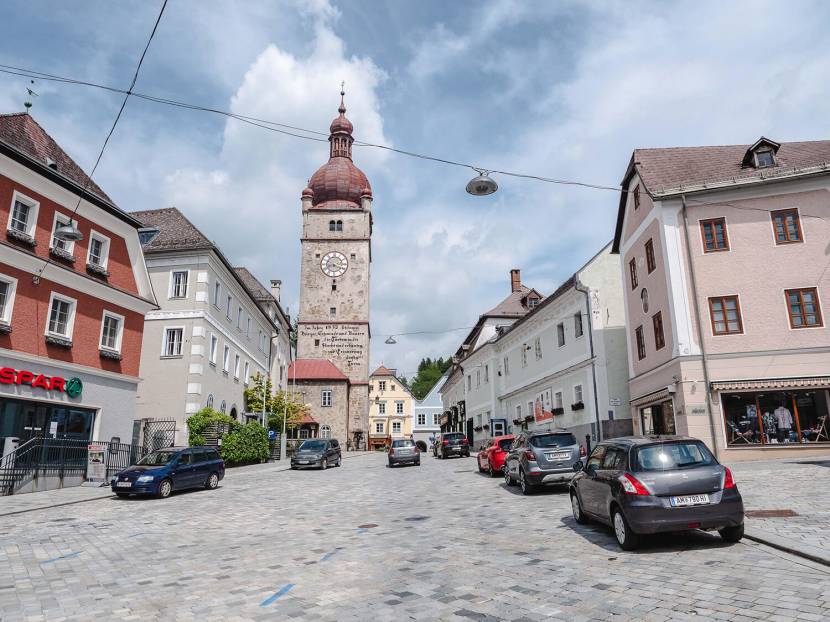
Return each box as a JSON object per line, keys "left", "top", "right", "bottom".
{"left": 160, "top": 354, "right": 183, "bottom": 359}
{"left": 45, "top": 334, "right": 72, "bottom": 348}
{"left": 222, "top": 370, "right": 229, "bottom": 376}
{"left": 86, "top": 262, "right": 110, "bottom": 278}
{"left": 49, "top": 247, "right": 76, "bottom": 264}
{"left": 99, "top": 348, "right": 123, "bottom": 361}
{"left": 0, "top": 322, "right": 11, "bottom": 335}
{"left": 209, "top": 361, "right": 217, "bottom": 367}
{"left": 7, "top": 229, "right": 36, "bottom": 247}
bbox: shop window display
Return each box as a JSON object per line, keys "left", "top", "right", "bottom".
{"left": 721, "top": 389, "right": 830, "bottom": 446}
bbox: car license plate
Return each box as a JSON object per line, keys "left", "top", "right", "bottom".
{"left": 116, "top": 481, "right": 132, "bottom": 488}
{"left": 670, "top": 494, "right": 710, "bottom": 507}
{"left": 400, "top": 449, "right": 411, "bottom": 454}
{"left": 546, "top": 451, "right": 570, "bottom": 461}
{"left": 297, "top": 460, "right": 309, "bottom": 464}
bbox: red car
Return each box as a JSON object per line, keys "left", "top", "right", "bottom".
{"left": 477, "top": 435, "right": 515, "bottom": 477}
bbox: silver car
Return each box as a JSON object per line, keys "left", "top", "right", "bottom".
{"left": 504, "top": 429, "right": 583, "bottom": 495}
{"left": 569, "top": 436, "right": 744, "bottom": 550}
{"left": 388, "top": 439, "right": 421, "bottom": 467}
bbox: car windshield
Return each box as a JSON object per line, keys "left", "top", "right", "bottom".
{"left": 299, "top": 440, "right": 327, "bottom": 451}
{"left": 498, "top": 439, "right": 513, "bottom": 451}
{"left": 443, "top": 433, "right": 465, "bottom": 440}
{"left": 138, "top": 450, "right": 179, "bottom": 466}
{"left": 634, "top": 442, "right": 716, "bottom": 471}
{"left": 392, "top": 440, "right": 414, "bottom": 447}
{"left": 530, "top": 433, "right": 577, "bottom": 448}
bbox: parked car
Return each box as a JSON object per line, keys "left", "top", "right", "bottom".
{"left": 291, "top": 438, "right": 341, "bottom": 470}
{"left": 433, "top": 432, "right": 470, "bottom": 458}
{"left": 388, "top": 439, "right": 421, "bottom": 467}
{"left": 504, "top": 429, "right": 582, "bottom": 494}
{"left": 569, "top": 436, "right": 745, "bottom": 550}
{"left": 111, "top": 446, "right": 224, "bottom": 499}
{"left": 477, "top": 435, "right": 514, "bottom": 476}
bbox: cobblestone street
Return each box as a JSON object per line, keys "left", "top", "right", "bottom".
{"left": 2, "top": 452, "right": 830, "bottom": 621}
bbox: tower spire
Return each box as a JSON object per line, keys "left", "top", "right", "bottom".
{"left": 339, "top": 81, "right": 346, "bottom": 114}
{"left": 329, "top": 84, "right": 354, "bottom": 159}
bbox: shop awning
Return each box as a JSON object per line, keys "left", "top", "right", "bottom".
{"left": 630, "top": 388, "right": 672, "bottom": 408}
{"left": 711, "top": 376, "right": 830, "bottom": 392}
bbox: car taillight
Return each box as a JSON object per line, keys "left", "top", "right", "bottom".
{"left": 388, "top": 448, "right": 394, "bottom": 455}
{"left": 579, "top": 445, "right": 587, "bottom": 457}
{"left": 414, "top": 447, "right": 421, "bottom": 453}
{"left": 442, "top": 440, "right": 449, "bottom": 446}
{"left": 523, "top": 449, "right": 536, "bottom": 462}
{"left": 461, "top": 439, "right": 468, "bottom": 445}
{"left": 723, "top": 467, "right": 736, "bottom": 489}
{"left": 619, "top": 473, "right": 650, "bottom": 495}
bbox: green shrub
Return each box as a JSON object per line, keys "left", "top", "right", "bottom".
{"left": 186, "top": 408, "right": 240, "bottom": 446}
{"left": 220, "top": 422, "right": 270, "bottom": 465}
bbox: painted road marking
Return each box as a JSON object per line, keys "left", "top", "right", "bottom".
{"left": 260, "top": 583, "right": 295, "bottom": 607}
{"left": 41, "top": 551, "right": 81, "bottom": 564}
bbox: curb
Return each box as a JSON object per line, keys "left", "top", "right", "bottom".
{"left": 744, "top": 528, "right": 830, "bottom": 568}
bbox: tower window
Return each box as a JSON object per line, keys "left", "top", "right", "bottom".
{"left": 314, "top": 339, "right": 320, "bottom": 347}
{"left": 330, "top": 307, "right": 336, "bottom": 316}
{"left": 332, "top": 280, "right": 337, "bottom": 292}
{"left": 315, "top": 253, "right": 321, "bottom": 259}
{"left": 350, "top": 253, "right": 356, "bottom": 260}
{"left": 329, "top": 220, "right": 336, "bottom": 231}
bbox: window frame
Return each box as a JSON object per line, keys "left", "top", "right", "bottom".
{"left": 0, "top": 273, "right": 18, "bottom": 325}
{"left": 378, "top": 401, "right": 386, "bottom": 415}
{"left": 574, "top": 384, "right": 583, "bottom": 404}
{"left": 226, "top": 295, "right": 232, "bottom": 319}
{"left": 223, "top": 345, "right": 231, "bottom": 372}
{"left": 708, "top": 295, "right": 744, "bottom": 335}
{"left": 375, "top": 421, "right": 384, "bottom": 434}
{"left": 635, "top": 325, "right": 646, "bottom": 360}
{"left": 535, "top": 335, "right": 543, "bottom": 359}
{"left": 645, "top": 238, "right": 656, "bottom": 273}
{"left": 417, "top": 413, "right": 426, "bottom": 426}
{"left": 161, "top": 326, "right": 185, "bottom": 357}
{"left": 213, "top": 281, "right": 222, "bottom": 307}
{"left": 234, "top": 353, "right": 241, "bottom": 379}
{"left": 574, "top": 312, "right": 583, "bottom": 339}
{"left": 50, "top": 212, "right": 77, "bottom": 253}
{"left": 554, "top": 391, "right": 563, "bottom": 409}
{"left": 700, "top": 217, "right": 730, "bottom": 253}
{"left": 321, "top": 389, "right": 332, "bottom": 407}
{"left": 785, "top": 287, "right": 823, "bottom": 329}
{"left": 169, "top": 269, "right": 189, "bottom": 299}
{"left": 392, "top": 421, "right": 402, "bottom": 434}
{"left": 86, "top": 230, "right": 111, "bottom": 268}
{"left": 45, "top": 292, "right": 77, "bottom": 340}
{"left": 754, "top": 149, "right": 775, "bottom": 168}
{"left": 629, "top": 258, "right": 638, "bottom": 290}
{"left": 209, "top": 334, "right": 218, "bottom": 365}
{"left": 503, "top": 355, "right": 510, "bottom": 376}
{"left": 771, "top": 209, "right": 803, "bottom": 245}
{"left": 243, "top": 361, "right": 250, "bottom": 385}
{"left": 396, "top": 401, "right": 404, "bottom": 415}
{"left": 7, "top": 191, "right": 39, "bottom": 238}
{"left": 633, "top": 184, "right": 640, "bottom": 210}
{"left": 652, "top": 311, "right": 665, "bottom": 350}
{"left": 557, "top": 323, "right": 566, "bottom": 348}
{"left": 99, "top": 310, "right": 125, "bottom": 353}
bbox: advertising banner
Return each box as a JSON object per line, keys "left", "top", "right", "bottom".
{"left": 87, "top": 444, "right": 106, "bottom": 480}
{"left": 534, "top": 388, "right": 554, "bottom": 423}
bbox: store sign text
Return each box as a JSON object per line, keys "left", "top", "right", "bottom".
{"left": 0, "top": 367, "right": 67, "bottom": 392}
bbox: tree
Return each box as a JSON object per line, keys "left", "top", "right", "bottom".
{"left": 289, "top": 317, "right": 298, "bottom": 351}
{"left": 243, "top": 373, "right": 308, "bottom": 432}
{"left": 408, "top": 356, "right": 453, "bottom": 400}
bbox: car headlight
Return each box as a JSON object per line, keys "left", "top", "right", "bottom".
{"left": 137, "top": 475, "right": 155, "bottom": 483}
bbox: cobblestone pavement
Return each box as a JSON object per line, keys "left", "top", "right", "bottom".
{"left": 729, "top": 456, "right": 830, "bottom": 561}
{"left": 2, "top": 452, "right": 830, "bottom": 621}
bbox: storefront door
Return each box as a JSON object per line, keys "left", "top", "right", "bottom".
{"left": 20, "top": 403, "right": 49, "bottom": 441}
{"left": 640, "top": 400, "right": 676, "bottom": 435}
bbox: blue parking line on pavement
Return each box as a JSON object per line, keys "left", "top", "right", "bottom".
{"left": 41, "top": 551, "right": 80, "bottom": 564}
{"left": 260, "top": 583, "right": 295, "bottom": 607}
{"left": 320, "top": 550, "right": 337, "bottom": 561}
{"left": 127, "top": 533, "right": 144, "bottom": 538}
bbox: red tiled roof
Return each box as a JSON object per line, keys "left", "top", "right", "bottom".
{"left": 371, "top": 365, "right": 395, "bottom": 376}
{"left": 299, "top": 413, "right": 317, "bottom": 425}
{"left": 0, "top": 112, "right": 113, "bottom": 203}
{"left": 288, "top": 359, "right": 349, "bottom": 382}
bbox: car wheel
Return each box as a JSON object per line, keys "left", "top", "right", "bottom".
{"left": 205, "top": 472, "right": 219, "bottom": 490}
{"left": 488, "top": 462, "right": 497, "bottom": 478}
{"left": 290, "top": 465, "right": 298, "bottom": 470}
{"left": 519, "top": 469, "right": 535, "bottom": 495}
{"left": 612, "top": 507, "right": 640, "bottom": 551}
{"left": 388, "top": 460, "right": 393, "bottom": 468}
{"left": 157, "top": 479, "right": 172, "bottom": 499}
{"left": 477, "top": 459, "right": 485, "bottom": 473}
{"left": 504, "top": 466, "right": 513, "bottom": 486}
{"left": 415, "top": 460, "right": 421, "bottom": 466}
{"left": 115, "top": 492, "right": 129, "bottom": 498}
{"left": 570, "top": 491, "right": 588, "bottom": 524}
{"left": 335, "top": 456, "right": 342, "bottom": 467}
{"left": 321, "top": 458, "right": 328, "bottom": 470}
{"left": 719, "top": 523, "right": 744, "bottom": 543}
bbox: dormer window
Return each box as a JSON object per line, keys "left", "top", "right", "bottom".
{"left": 742, "top": 137, "right": 780, "bottom": 169}
{"left": 527, "top": 296, "right": 540, "bottom": 309}
{"left": 755, "top": 149, "right": 775, "bottom": 168}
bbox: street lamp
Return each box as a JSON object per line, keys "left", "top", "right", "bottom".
{"left": 384, "top": 336, "right": 397, "bottom": 344}
{"left": 465, "top": 169, "right": 498, "bottom": 196}
{"left": 54, "top": 222, "right": 83, "bottom": 242}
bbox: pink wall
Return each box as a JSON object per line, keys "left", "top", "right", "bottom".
{"left": 623, "top": 178, "right": 655, "bottom": 241}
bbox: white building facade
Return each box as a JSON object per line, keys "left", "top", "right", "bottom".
{"left": 412, "top": 373, "right": 445, "bottom": 448}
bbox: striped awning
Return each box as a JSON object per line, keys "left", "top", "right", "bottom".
{"left": 711, "top": 377, "right": 830, "bottom": 392}
{"left": 630, "top": 388, "right": 672, "bottom": 408}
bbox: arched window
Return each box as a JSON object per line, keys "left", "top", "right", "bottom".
{"left": 335, "top": 220, "right": 343, "bottom": 232}
{"left": 230, "top": 406, "right": 238, "bottom": 420}
{"left": 206, "top": 394, "right": 214, "bottom": 409}
{"left": 220, "top": 400, "right": 226, "bottom": 414}
{"left": 329, "top": 220, "right": 336, "bottom": 231}
{"left": 320, "top": 425, "right": 331, "bottom": 439}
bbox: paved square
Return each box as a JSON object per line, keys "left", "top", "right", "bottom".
{"left": 1, "top": 452, "right": 829, "bottom": 621}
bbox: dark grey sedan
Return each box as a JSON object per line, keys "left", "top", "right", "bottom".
{"left": 569, "top": 436, "right": 744, "bottom": 550}
{"left": 290, "top": 439, "right": 341, "bottom": 470}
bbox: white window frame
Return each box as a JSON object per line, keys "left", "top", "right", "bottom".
{"left": 554, "top": 391, "right": 563, "bottom": 409}
{"left": 161, "top": 326, "right": 185, "bottom": 357}
{"left": 243, "top": 361, "right": 250, "bottom": 385}
{"left": 375, "top": 421, "right": 384, "bottom": 434}
{"left": 516, "top": 404, "right": 522, "bottom": 418}
{"left": 246, "top": 317, "right": 251, "bottom": 338}
{"left": 503, "top": 355, "right": 509, "bottom": 376}
{"left": 86, "top": 230, "right": 111, "bottom": 268}
{"left": 213, "top": 281, "right": 221, "bottom": 307}
{"left": 484, "top": 364, "right": 489, "bottom": 383}
{"left": 396, "top": 401, "right": 404, "bottom": 414}
{"left": 99, "top": 310, "right": 125, "bottom": 353}
{"left": 378, "top": 380, "right": 387, "bottom": 392}
{"left": 50, "top": 212, "right": 77, "bottom": 253}
{"left": 45, "top": 292, "right": 77, "bottom": 340}
{"left": 378, "top": 401, "right": 386, "bottom": 415}
{"left": 320, "top": 424, "right": 331, "bottom": 439}
{"left": 432, "top": 413, "right": 440, "bottom": 425}
{"left": 574, "top": 384, "right": 583, "bottom": 404}
{"left": 234, "top": 354, "right": 241, "bottom": 379}
{"left": 322, "top": 389, "right": 332, "bottom": 407}
{"left": 0, "top": 273, "right": 18, "bottom": 325}
{"left": 417, "top": 413, "right": 426, "bottom": 426}
{"left": 392, "top": 421, "right": 402, "bottom": 434}
{"left": 534, "top": 336, "right": 542, "bottom": 360}
{"left": 237, "top": 306, "right": 243, "bottom": 329}
{"left": 7, "top": 191, "right": 39, "bottom": 237}
{"left": 476, "top": 370, "right": 480, "bottom": 388}
{"left": 557, "top": 323, "right": 565, "bottom": 348}
{"left": 169, "top": 270, "right": 189, "bottom": 299}
{"left": 223, "top": 345, "right": 231, "bottom": 372}
{"left": 521, "top": 346, "right": 528, "bottom": 368}
{"left": 209, "top": 334, "right": 218, "bottom": 365}
{"left": 226, "top": 295, "right": 232, "bottom": 319}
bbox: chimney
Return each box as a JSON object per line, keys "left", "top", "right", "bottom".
{"left": 510, "top": 269, "right": 521, "bottom": 293}
{"left": 270, "top": 279, "right": 282, "bottom": 302}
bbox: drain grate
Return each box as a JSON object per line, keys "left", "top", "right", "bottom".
{"left": 745, "top": 509, "right": 799, "bottom": 518}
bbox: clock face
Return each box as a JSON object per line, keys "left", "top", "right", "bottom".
{"left": 321, "top": 251, "right": 348, "bottom": 277}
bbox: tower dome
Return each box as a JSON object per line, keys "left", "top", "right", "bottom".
{"left": 307, "top": 89, "right": 371, "bottom": 208}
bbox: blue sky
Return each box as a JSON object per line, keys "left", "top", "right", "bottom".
{"left": 3, "top": 0, "right": 830, "bottom": 379}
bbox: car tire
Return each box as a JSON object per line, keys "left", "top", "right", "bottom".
{"left": 290, "top": 465, "right": 298, "bottom": 470}
{"left": 157, "top": 479, "right": 172, "bottom": 499}
{"left": 321, "top": 458, "right": 328, "bottom": 470}
{"left": 388, "top": 461, "right": 394, "bottom": 468}
{"left": 464, "top": 452, "right": 470, "bottom": 458}
{"left": 477, "top": 460, "right": 485, "bottom": 473}
{"left": 519, "top": 469, "right": 535, "bottom": 495}
{"left": 115, "top": 492, "right": 129, "bottom": 498}
{"left": 488, "top": 462, "right": 497, "bottom": 478}
{"left": 719, "top": 523, "right": 744, "bottom": 543}
{"left": 504, "top": 467, "right": 514, "bottom": 486}
{"left": 570, "top": 491, "right": 588, "bottom": 524}
{"left": 415, "top": 460, "right": 421, "bottom": 466}
{"left": 335, "top": 456, "right": 342, "bottom": 467}
{"left": 205, "top": 472, "right": 219, "bottom": 490}
{"left": 612, "top": 507, "right": 640, "bottom": 551}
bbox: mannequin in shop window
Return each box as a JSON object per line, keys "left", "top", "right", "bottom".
{"left": 762, "top": 411, "right": 776, "bottom": 443}
{"left": 774, "top": 401, "right": 794, "bottom": 443}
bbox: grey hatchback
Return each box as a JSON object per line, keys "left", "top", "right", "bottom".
{"left": 504, "top": 429, "right": 582, "bottom": 495}
{"left": 388, "top": 439, "right": 421, "bottom": 467}
{"left": 290, "top": 438, "right": 342, "bottom": 470}
{"left": 569, "top": 436, "right": 744, "bottom": 550}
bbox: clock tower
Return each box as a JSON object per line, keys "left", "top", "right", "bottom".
{"left": 296, "top": 91, "right": 372, "bottom": 446}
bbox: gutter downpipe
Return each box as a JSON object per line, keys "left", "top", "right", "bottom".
{"left": 681, "top": 194, "right": 719, "bottom": 456}
{"left": 575, "top": 279, "right": 602, "bottom": 442}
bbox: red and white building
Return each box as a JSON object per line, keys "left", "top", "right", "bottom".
{"left": 0, "top": 113, "right": 156, "bottom": 455}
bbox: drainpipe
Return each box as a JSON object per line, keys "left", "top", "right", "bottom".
{"left": 681, "top": 195, "right": 719, "bottom": 455}
{"left": 575, "top": 280, "right": 602, "bottom": 443}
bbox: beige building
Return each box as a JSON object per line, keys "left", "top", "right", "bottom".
{"left": 612, "top": 137, "right": 830, "bottom": 461}
{"left": 133, "top": 208, "right": 290, "bottom": 445}
{"left": 368, "top": 366, "right": 414, "bottom": 449}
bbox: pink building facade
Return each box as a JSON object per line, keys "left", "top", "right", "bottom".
{"left": 612, "top": 137, "right": 830, "bottom": 461}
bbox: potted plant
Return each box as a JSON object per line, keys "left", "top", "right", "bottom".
{"left": 524, "top": 414, "right": 534, "bottom": 423}
{"left": 571, "top": 401, "right": 585, "bottom": 411}
{"left": 512, "top": 418, "right": 522, "bottom": 426}
{"left": 551, "top": 407, "right": 564, "bottom": 416}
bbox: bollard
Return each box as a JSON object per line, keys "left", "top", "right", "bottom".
{"left": 585, "top": 434, "right": 592, "bottom": 456}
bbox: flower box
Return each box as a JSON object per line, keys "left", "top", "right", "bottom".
{"left": 45, "top": 335, "right": 72, "bottom": 348}
{"left": 512, "top": 418, "right": 523, "bottom": 426}
{"left": 0, "top": 322, "right": 11, "bottom": 335}
{"left": 49, "top": 246, "right": 76, "bottom": 264}
{"left": 571, "top": 401, "right": 585, "bottom": 411}
{"left": 7, "top": 228, "right": 36, "bottom": 247}
{"left": 551, "top": 407, "right": 565, "bottom": 416}
{"left": 86, "top": 262, "right": 110, "bottom": 278}
{"left": 99, "top": 348, "right": 122, "bottom": 361}
{"left": 524, "top": 415, "right": 534, "bottom": 422}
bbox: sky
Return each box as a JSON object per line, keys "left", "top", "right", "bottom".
{"left": 3, "top": 0, "right": 830, "bottom": 379}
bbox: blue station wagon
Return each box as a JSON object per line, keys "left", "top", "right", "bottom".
{"left": 111, "top": 446, "right": 225, "bottom": 498}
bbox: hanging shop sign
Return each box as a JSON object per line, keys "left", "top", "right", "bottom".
{"left": 0, "top": 367, "right": 83, "bottom": 397}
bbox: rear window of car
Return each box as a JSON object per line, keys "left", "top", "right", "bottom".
{"left": 392, "top": 440, "right": 414, "bottom": 447}
{"left": 530, "top": 433, "right": 577, "bottom": 448}
{"left": 443, "top": 433, "right": 465, "bottom": 440}
{"left": 633, "top": 442, "right": 716, "bottom": 471}
{"left": 498, "top": 439, "right": 513, "bottom": 451}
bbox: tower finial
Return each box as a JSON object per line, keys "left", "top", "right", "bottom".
{"left": 339, "top": 81, "right": 346, "bottom": 114}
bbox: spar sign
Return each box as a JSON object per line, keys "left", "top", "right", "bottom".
{"left": 0, "top": 367, "right": 83, "bottom": 397}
